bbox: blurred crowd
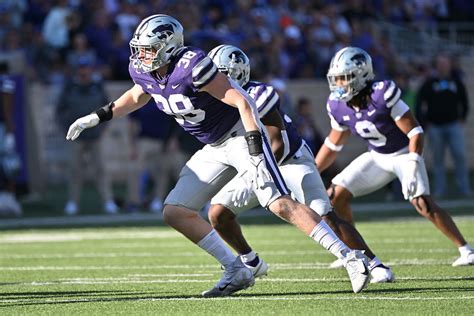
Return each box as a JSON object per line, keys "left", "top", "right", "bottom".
{"left": 0, "top": 0, "right": 472, "bottom": 216}
{"left": 1, "top": 0, "right": 473, "bottom": 83}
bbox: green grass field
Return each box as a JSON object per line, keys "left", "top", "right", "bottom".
{"left": 1, "top": 217, "right": 473, "bottom": 315}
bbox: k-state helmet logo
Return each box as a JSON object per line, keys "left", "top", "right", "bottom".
{"left": 351, "top": 53, "right": 367, "bottom": 66}
{"left": 150, "top": 23, "right": 174, "bottom": 39}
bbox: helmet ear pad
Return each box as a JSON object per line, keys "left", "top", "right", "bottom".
{"left": 327, "top": 47, "right": 374, "bottom": 102}
{"left": 208, "top": 45, "right": 250, "bottom": 87}
{"left": 129, "top": 14, "right": 184, "bottom": 73}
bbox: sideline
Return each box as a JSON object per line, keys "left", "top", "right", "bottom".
{"left": 0, "top": 199, "right": 472, "bottom": 229}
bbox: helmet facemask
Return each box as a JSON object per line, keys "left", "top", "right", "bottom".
{"left": 327, "top": 47, "right": 375, "bottom": 102}
{"left": 327, "top": 72, "right": 357, "bottom": 102}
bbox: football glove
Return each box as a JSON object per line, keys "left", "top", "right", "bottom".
{"left": 231, "top": 154, "right": 272, "bottom": 207}
{"left": 402, "top": 152, "right": 422, "bottom": 200}
{"left": 66, "top": 113, "right": 100, "bottom": 141}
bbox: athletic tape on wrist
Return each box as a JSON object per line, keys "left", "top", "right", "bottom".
{"left": 324, "top": 137, "right": 344, "bottom": 152}
{"left": 94, "top": 102, "right": 115, "bottom": 123}
{"left": 407, "top": 126, "right": 424, "bottom": 139}
{"left": 245, "top": 130, "right": 263, "bottom": 156}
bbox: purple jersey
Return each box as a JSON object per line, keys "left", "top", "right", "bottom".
{"left": 129, "top": 46, "right": 240, "bottom": 144}
{"left": 244, "top": 81, "right": 303, "bottom": 162}
{"left": 327, "top": 80, "right": 409, "bottom": 154}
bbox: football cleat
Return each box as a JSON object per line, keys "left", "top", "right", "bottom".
{"left": 329, "top": 258, "right": 344, "bottom": 269}
{"left": 370, "top": 264, "right": 395, "bottom": 283}
{"left": 452, "top": 251, "right": 474, "bottom": 267}
{"left": 243, "top": 257, "right": 268, "bottom": 278}
{"left": 341, "top": 250, "right": 370, "bottom": 293}
{"left": 202, "top": 257, "right": 255, "bottom": 297}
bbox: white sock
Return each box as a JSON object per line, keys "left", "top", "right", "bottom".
{"left": 459, "top": 244, "right": 473, "bottom": 256}
{"left": 368, "top": 257, "right": 382, "bottom": 270}
{"left": 197, "top": 230, "right": 236, "bottom": 268}
{"left": 309, "top": 221, "right": 350, "bottom": 259}
{"left": 241, "top": 251, "right": 257, "bottom": 264}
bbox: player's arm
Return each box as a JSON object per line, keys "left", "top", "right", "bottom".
{"left": 66, "top": 84, "right": 151, "bottom": 140}
{"left": 201, "top": 71, "right": 259, "bottom": 133}
{"left": 392, "top": 100, "right": 424, "bottom": 199}
{"left": 261, "top": 108, "right": 286, "bottom": 163}
{"left": 395, "top": 110, "right": 424, "bottom": 156}
{"left": 110, "top": 84, "right": 152, "bottom": 118}
{"left": 315, "top": 128, "right": 350, "bottom": 172}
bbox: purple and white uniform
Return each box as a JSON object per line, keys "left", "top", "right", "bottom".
{"left": 129, "top": 47, "right": 288, "bottom": 210}
{"left": 328, "top": 80, "right": 430, "bottom": 198}
{"left": 211, "top": 81, "right": 332, "bottom": 216}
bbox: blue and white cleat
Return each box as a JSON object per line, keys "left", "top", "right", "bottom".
{"left": 202, "top": 257, "right": 255, "bottom": 297}
{"left": 243, "top": 257, "right": 268, "bottom": 278}
{"left": 342, "top": 250, "right": 370, "bottom": 293}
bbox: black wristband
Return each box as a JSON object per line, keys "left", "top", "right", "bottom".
{"left": 245, "top": 130, "right": 263, "bottom": 156}
{"left": 94, "top": 102, "right": 115, "bottom": 123}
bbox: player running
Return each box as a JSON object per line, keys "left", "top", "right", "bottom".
{"left": 207, "top": 44, "right": 394, "bottom": 283}
{"left": 315, "top": 46, "right": 474, "bottom": 268}
{"left": 65, "top": 15, "right": 371, "bottom": 296}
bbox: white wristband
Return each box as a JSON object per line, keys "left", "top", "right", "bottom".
{"left": 324, "top": 137, "right": 344, "bottom": 152}
{"left": 407, "top": 126, "right": 424, "bottom": 139}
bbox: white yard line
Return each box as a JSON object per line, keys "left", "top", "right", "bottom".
{"left": 0, "top": 248, "right": 456, "bottom": 259}
{"left": 0, "top": 258, "right": 461, "bottom": 271}
{"left": 1, "top": 295, "right": 473, "bottom": 304}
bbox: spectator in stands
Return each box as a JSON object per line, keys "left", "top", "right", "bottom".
{"left": 127, "top": 102, "right": 172, "bottom": 213}
{"left": 415, "top": 53, "right": 471, "bottom": 197}
{"left": 56, "top": 57, "right": 118, "bottom": 215}
{"left": 0, "top": 61, "right": 21, "bottom": 217}
{"left": 153, "top": 123, "right": 203, "bottom": 213}
{"left": 41, "top": 0, "right": 71, "bottom": 54}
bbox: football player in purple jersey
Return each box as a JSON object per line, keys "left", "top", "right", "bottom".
{"left": 207, "top": 44, "right": 393, "bottom": 283}
{"left": 316, "top": 47, "right": 474, "bottom": 267}
{"left": 65, "top": 15, "right": 371, "bottom": 297}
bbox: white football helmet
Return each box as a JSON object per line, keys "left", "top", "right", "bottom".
{"left": 327, "top": 47, "right": 375, "bottom": 102}
{"left": 129, "top": 14, "right": 184, "bottom": 73}
{"left": 208, "top": 44, "right": 250, "bottom": 87}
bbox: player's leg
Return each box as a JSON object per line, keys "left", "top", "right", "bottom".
{"left": 208, "top": 202, "right": 268, "bottom": 278}
{"left": 328, "top": 184, "right": 355, "bottom": 225}
{"left": 227, "top": 136, "right": 370, "bottom": 293}
{"left": 410, "top": 195, "right": 473, "bottom": 266}
{"left": 163, "top": 145, "right": 254, "bottom": 297}
{"left": 330, "top": 152, "right": 398, "bottom": 226}
{"left": 282, "top": 146, "right": 393, "bottom": 282}
{"left": 394, "top": 152, "right": 474, "bottom": 266}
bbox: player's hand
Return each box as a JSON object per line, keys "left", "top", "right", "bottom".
{"left": 402, "top": 153, "right": 421, "bottom": 200}
{"left": 230, "top": 172, "right": 252, "bottom": 208}
{"left": 66, "top": 113, "right": 100, "bottom": 141}
{"left": 248, "top": 154, "right": 272, "bottom": 189}
{"left": 231, "top": 154, "right": 272, "bottom": 207}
